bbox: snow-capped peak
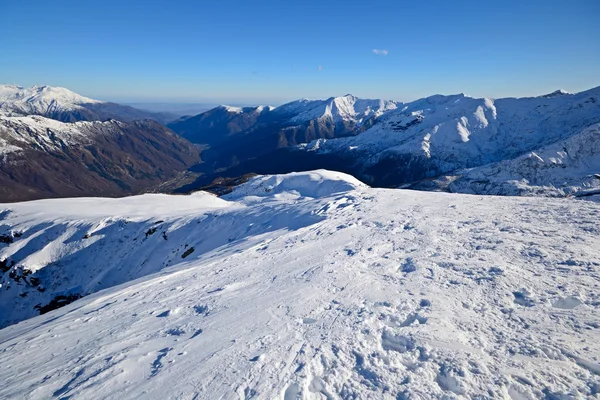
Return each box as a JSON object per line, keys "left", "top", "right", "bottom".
{"left": 0, "top": 84, "right": 102, "bottom": 106}
{"left": 281, "top": 95, "right": 398, "bottom": 125}
{"left": 540, "top": 89, "right": 571, "bottom": 98}
{"left": 0, "top": 84, "right": 105, "bottom": 119}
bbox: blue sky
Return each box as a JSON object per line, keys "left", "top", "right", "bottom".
{"left": 1, "top": 0, "right": 599, "bottom": 104}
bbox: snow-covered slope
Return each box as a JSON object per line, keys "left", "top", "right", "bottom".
{"left": 0, "top": 85, "right": 176, "bottom": 123}
{"left": 276, "top": 94, "right": 398, "bottom": 125}
{"left": 167, "top": 95, "right": 397, "bottom": 173}
{"left": 0, "top": 84, "right": 101, "bottom": 115}
{"left": 0, "top": 115, "right": 199, "bottom": 202}
{"left": 1, "top": 171, "right": 599, "bottom": 399}
{"left": 0, "top": 115, "right": 102, "bottom": 155}
{"left": 416, "top": 123, "right": 600, "bottom": 196}
{"left": 302, "top": 87, "right": 600, "bottom": 188}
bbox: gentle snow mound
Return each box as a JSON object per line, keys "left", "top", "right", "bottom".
{"left": 225, "top": 170, "right": 367, "bottom": 200}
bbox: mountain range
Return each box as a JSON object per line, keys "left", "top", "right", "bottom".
{"left": 0, "top": 85, "right": 199, "bottom": 202}
{"left": 167, "top": 95, "right": 397, "bottom": 172}
{"left": 1, "top": 83, "right": 600, "bottom": 399}
{"left": 169, "top": 87, "right": 600, "bottom": 197}
{"left": 1, "top": 84, "right": 599, "bottom": 202}
{"left": 0, "top": 85, "right": 177, "bottom": 123}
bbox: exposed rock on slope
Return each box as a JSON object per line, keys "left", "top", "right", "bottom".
{"left": 167, "top": 95, "right": 397, "bottom": 171}
{"left": 0, "top": 116, "right": 199, "bottom": 202}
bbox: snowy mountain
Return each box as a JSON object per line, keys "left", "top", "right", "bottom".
{"left": 167, "top": 95, "right": 397, "bottom": 172}
{"left": 0, "top": 115, "right": 199, "bottom": 202}
{"left": 172, "top": 87, "right": 600, "bottom": 197}
{"left": 0, "top": 85, "right": 177, "bottom": 124}
{"left": 1, "top": 170, "right": 599, "bottom": 398}
{"left": 300, "top": 87, "right": 600, "bottom": 188}
{"left": 277, "top": 94, "right": 397, "bottom": 125}
{"left": 411, "top": 123, "right": 600, "bottom": 196}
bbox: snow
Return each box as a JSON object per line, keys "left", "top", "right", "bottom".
{"left": 225, "top": 170, "right": 366, "bottom": 201}
{"left": 438, "top": 123, "right": 600, "bottom": 196}
{"left": 0, "top": 115, "right": 113, "bottom": 155}
{"left": 1, "top": 170, "right": 600, "bottom": 399}
{"left": 303, "top": 87, "right": 600, "bottom": 189}
{"left": 219, "top": 105, "right": 244, "bottom": 114}
{"left": 276, "top": 94, "right": 398, "bottom": 125}
{"left": 0, "top": 85, "right": 102, "bottom": 117}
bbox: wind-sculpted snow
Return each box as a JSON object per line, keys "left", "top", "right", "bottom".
{"left": 1, "top": 170, "right": 600, "bottom": 399}
{"left": 224, "top": 170, "right": 366, "bottom": 201}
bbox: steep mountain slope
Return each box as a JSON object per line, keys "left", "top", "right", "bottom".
{"left": 0, "top": 85, "right": 177, "bottom": 123}
{"left": 304, "top": 87, "right": 600, "bottom": 187}
{"left": 1, "top": 171, "right": 599, "bottom": 398}
{"left": 412, "top": 123, "right": 600, "bottom": 196}
{"left": 167, "top": 95, "right": 397, "bottom": 171}
{"left": 172, "top": 88, "right": 600, "bottom": 196}
{"left": 0, "top": 115, "right": 200, "bottom": 202}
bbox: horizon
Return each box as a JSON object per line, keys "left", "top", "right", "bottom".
{"left": 1, "top": 0, "right": 599, "bottom": 104}
{"left": 4, "top": 82, "right": 600, "bottom": 109}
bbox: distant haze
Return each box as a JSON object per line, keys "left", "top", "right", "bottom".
{"left": 125, "top": 103, "right": 217, "bottom": 117}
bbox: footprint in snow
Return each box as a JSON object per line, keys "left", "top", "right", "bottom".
{"left": 552, "top": 296, "right": 583, "bottom": 309}
{"left": 513, "top": 289, "right": 536, "bottom": 307}
{"left": 193, "top": 305, "right": 209, "bottom": 315}
{"left": 400, "top": 258, "right": 417, "bottom": 273}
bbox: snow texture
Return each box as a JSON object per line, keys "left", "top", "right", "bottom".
{"left": 1, "top": 170, "right": 600, "bottom": 399}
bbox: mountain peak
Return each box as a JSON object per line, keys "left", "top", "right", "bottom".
{"left": 0, "top": 84, "right": 103, "bottom": 107}
{"left": 541, "top": 89, "right": 571, "bottom": 98}
{"left": 216, "top": 105, "right": 243, "bottom": 113}
{"left": 0, "top": 84, "right": 175, "bottom": 124}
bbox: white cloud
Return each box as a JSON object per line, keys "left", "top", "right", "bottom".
{"left": 318, "top": 65, "right": 323, "bottom": 71}
{"left": 372, "top": 49, "right": 389, "bottom": 56}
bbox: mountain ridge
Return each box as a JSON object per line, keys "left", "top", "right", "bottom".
{"left": 0, "top": 115, "right": 199, "bottom": 202}
{"left": 0, "top": 84, "right": 178, "bottom": 124}
{"left": 171, "top": 86, "right": 600, "bottom": 197}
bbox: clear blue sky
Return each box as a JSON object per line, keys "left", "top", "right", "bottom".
{"left": 1, "top": 0, "right": 598, "bottom": 104}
